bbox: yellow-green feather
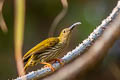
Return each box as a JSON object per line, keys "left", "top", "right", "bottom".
{"left": 23, "top": 37, "right": 59, "bottom": 62}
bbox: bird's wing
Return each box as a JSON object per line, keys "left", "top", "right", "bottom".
{"left": 23, "top": 37, "right": 59, "bottom": 62}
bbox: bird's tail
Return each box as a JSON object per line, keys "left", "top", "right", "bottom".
{"left": 24, "top": 63, "right": 29, "bottom": 71}
{"left": 24, "top": 56, "right": 34, "bottom": 72}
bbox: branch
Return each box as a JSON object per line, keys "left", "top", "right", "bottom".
{"left": 0, "top": 0, "right": 8, "bottom": 33}
{"left": 14, "top": 0, "right": 26, "bottom": 76}
{"left": 14, "top": 0, "right": 120, "bottom": 80}
{"left": 42, "top": 2, "right": 120, "bottom": 80}
{"left": 48, "top": 0, "right": 68, "bottom": 37}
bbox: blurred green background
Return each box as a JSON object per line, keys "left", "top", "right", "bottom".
{"left": 0, "top": 0, "right": 120, "bottom": 79}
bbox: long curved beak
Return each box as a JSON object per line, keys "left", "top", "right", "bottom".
{"left": 69, "top": 22, "right": 81, "bottom": 30}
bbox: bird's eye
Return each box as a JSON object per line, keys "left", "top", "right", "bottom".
{"left": 63, "top": 30, "right": 65, "bottom": 33}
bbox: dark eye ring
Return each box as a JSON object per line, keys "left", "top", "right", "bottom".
{"left": 63, "top": 30, "right": 65, "bottom": 33}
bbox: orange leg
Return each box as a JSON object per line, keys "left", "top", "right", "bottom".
{"left": 40, "top": 62, "right": 55, "bottom": 71}
{"left": 50, "top": 58, "right": 64, "bottom": 66}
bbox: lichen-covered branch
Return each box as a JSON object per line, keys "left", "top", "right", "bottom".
{"left": 42, "top": 2, "right": 120, "bottom": 80}
{"left": 14, "top": 0, "right": 120, "bottom": 80}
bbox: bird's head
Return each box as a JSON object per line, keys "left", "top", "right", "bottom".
{"left": 58, "top": 22, "right": 81, "bottom": 43}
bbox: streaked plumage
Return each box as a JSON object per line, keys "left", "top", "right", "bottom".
{"left": 23, "top": 22, "right": 81, "bottom": 71}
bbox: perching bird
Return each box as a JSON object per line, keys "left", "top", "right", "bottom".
{"left": 23, "top": 22, "right": 81, "bottom": 71}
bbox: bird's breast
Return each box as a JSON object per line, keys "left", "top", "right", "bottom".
{"left": 40, "top": 42, "right": 67, "bottom": 62}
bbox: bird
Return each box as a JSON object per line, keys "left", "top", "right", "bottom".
{"left": 23, "top": 22, "right": 81, "bottom": 72}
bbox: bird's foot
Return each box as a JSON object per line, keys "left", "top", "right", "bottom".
{"left": 41, "top": 62, "right": 55, "bottom": 71}
{"left": 51, "top": 58, "right": 64, "bottom": 66}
